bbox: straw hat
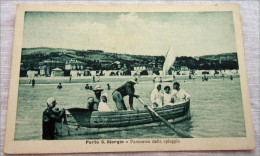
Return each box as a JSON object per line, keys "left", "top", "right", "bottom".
{"left": 47, "top": 97, "right": 56, "bottom": 107}
{"left": 93, "top": 85, "right": 104, "bottom": 91}
{"left": 129, "top": 78, "right": 138, "bottom": 84}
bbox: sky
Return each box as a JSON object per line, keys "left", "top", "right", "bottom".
{"left": 22, "top": 11, "right": 237, "bottom": 56}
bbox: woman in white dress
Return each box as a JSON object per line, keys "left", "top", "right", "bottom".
{"left": 98, "top": 93, "right": 111, "bottom": 111}
{"left": 150, "top": 83, "right": 163, "bottom": 108}
{"left": 163, "top": 86, "right": 174, "bottom": 105}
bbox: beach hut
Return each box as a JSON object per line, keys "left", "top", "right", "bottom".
{"left": 90, "top": 71, "right": 97, "bottom": 76}
{"left": 51, "top": 68, "right": 64, "bottom": 77}
{"left": 27, "top": 70, "right": 38, "bottom": 78}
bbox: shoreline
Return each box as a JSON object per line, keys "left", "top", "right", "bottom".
{"left": 19, "top": 74, "right": 240, "bottom": 84}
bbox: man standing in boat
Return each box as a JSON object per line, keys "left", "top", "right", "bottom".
{"left": 112, "top": 79, "right": 139, "bottom": 110}
{"left": 42, "top": 97, "right": 67, "bottom": 140}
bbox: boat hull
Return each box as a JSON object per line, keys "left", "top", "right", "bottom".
{"left": 67, "top": 100, "right": 190, "bottom": 128}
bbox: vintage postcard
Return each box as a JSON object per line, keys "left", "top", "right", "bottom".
{"left": 4, "top": 4, "right": 255, "bottom": 154}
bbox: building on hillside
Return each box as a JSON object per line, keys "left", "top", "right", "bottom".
{"left": 70, "top": 70, "right": 84, "bottom": 77}
{"left": 65, "top": 59, "right": 84, "bottom": 70}
{"left": 113, "top": 61, "right": 121, "bottom": 69}
{"left": 84, "top": 69, "right": 91, "bottom": 76}
{"left": 90, "top": 70, "right": 97, "bottom": 76}
{"left": 99, "top": 59, "right": 114, "bottom": 69}
{"left": 27, "top": 70, "right": 38, "bottom": 78}
{"left": 51, "top": 68, "right": 64, "bottom": 77}
{"left": 38, "top": 60, "right": 64, "bottom": 76}
{"left": 39, "top": 66, "right": 47, "bottom": 76}
{"left": 131, "top": 71, "right": 137, "bottom": 76}
{"left": 134, "top": 66, "right": 146, "bottom": 71}
{"left": 181, "top": 66, "right": 189, "bottom": 71}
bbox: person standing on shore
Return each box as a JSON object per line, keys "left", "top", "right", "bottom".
{"left": 69, "top": 76, "right": 72, "bottom": 83}
{"left": 32, "top": 79, "right": 35, "bottom": 87}
{"left": 112, "top": 79, "right": 139, "bottom": 110}
{"left": 93, "top": 75, "right": 96, "bottom": 83}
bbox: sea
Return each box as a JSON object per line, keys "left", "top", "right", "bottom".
{"left": 14, "top": 76, "right": 246, "bottom": 140}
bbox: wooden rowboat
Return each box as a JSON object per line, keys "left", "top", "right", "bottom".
{"left": 55, "top": 100, "right": 191, "bottom": 136}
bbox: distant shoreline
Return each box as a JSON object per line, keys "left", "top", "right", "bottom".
{"left": 19, "top": 74, "right": 240, "bottom": 84}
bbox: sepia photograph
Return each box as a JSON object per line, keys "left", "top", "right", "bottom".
{"left": 4, "top": 4, "right": 255, "bottom": 154}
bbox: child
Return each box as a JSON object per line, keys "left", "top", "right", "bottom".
{"left": 163, "top": 86, "right": 174, "bottom": 105}
{"left": 98, "top": 93, "right": 110, "bottom": 111}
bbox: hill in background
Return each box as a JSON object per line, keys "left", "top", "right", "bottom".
{"left": 20, "top": 47, "right": 238, "bottom": 71}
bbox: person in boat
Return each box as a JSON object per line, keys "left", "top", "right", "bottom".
{"left": 85, "top": 84, "right": 90, "bottom": 89}
{"left": 107, "top": 83, "right": 111, "bottom": 90}
{"left": 86, "top": 85, "right": 104, "bottom": 111}
{"left": 171, "top": 82, "right": 191, "bottom": 103}
{"left": 98, "top": 93, "right": 111, "bottom": 111}
{"left": 92, "top": 85, "right": 103, "bottom": 100}
{"left": 42, "top": 97, "right": 67, "bottom": 140}
{"left": 163, "top": 86, "right": 174, "bottom": 105}
{"left": 32, "top": 79, "right": 35, "bottom": 87}
{"left": 86, "top": 97, "right": 99, "bottom": 111}
{"left": 57, "top": 83, "right": 62, "bottom": 89}
{"left": 150, "top": 83, "right": 163, "bottom": 108}
{"left": 112, "top": 79, "right": 139, "bottom": 110}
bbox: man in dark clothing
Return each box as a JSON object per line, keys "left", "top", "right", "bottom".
{"left": 112, "top": 79, "right": 139, "bottom": 110}
{"left": 57, "top": 83, "right": 62, "bottom": 89}
{"left": 42, "top": 97, "right": 67, "bottom": 140}
{"left": 32, "top": 79, "right": 35, "bottom": 87}
{"left": 86, "top": 85, "right": 103, "bottom": 111}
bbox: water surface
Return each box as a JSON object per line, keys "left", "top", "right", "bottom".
{"left": 15, "top": 77, "right": 246, "bottom": 140}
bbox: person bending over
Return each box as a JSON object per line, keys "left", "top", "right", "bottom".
{"left": 112, "top": 79, "right": 139, "bottom": 110}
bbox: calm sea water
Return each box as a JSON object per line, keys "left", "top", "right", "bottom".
{"left": 15, "top": 77, "right": 246, "bottom": 140}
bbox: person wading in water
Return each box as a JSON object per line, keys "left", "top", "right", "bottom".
{"left": 57, "top": 83, "right": 63, "bottom": 89}
{"left": 112, "top": 79, "right": 139, "bottom": 110}
{"left": 42, "top": 97, "right": 67, "bottom": 140}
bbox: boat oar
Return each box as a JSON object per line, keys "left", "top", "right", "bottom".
{"left": 136, "top": 98, "right": 192, "bottom": 138}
